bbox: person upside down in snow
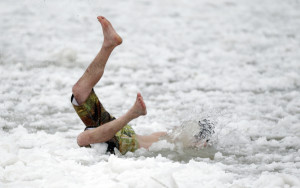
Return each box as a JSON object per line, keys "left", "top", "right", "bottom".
{"left": 71, "top": 16, "right": 166, "bottom": 154}
{"left": 71, "top": 16, "right": 210, "bottom": 154}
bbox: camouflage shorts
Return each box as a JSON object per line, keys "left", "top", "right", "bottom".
{"left": 71, "top": 89, "right": 139, "bottom": 154}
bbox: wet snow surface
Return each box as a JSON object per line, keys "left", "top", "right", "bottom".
{"left": 1, "top": 0, "right": 300, "bottom": 187}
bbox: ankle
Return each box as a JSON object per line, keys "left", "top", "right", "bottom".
{"left": 127, "top": 108, "right": 140, "bottom": 120}
{"left": 101, "top": 44, "right": 115, "bottom": 51}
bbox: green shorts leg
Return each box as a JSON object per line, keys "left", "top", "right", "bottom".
{"left": 71, "top": 89, "right": 115, "bottom": 128}
{"left": 115, "top": 125, "right": 139, "bottom": 154}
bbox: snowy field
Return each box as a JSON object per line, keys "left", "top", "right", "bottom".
{"left": 1, "top": 0, "right": 300, "bottom": 187}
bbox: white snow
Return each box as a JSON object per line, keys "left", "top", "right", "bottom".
{"left": 0, "top": 0, "right": 300, "bottom": 187}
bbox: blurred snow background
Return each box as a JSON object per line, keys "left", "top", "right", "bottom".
{"left": 0, "top": 0, "right": 300, "bottom": 187}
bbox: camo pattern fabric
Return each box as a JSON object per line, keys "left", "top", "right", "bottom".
{"left": 115, "top": 125, "right": 139, "bottom": 154}
{"left": 71, "top": 89, "right": 139, "bottom": 154}
{"left": 72, "top": 89, "right": 115, "bottom": 127}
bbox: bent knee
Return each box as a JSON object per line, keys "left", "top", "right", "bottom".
{"left": 72, "top": 84, "right": 91, "bottom": 105}
{"left": 72, "top": 84, "right": 82, "bottom": 101}
{"left": 77, "top": 132, "right": 91, "bottom": 147}
{"left": 77, "top": 134, "right": 85, "bottom": 147}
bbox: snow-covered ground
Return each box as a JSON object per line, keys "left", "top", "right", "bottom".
{"left": 1, "top": 0, "right": 300, "bottom": 187}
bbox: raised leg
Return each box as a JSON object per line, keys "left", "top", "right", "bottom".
{"left": 73, "top": 16, "right": 164, "bottom": 150}
{"left": 72, "top": 16, "right": 122, "bottom": 105}
{"left": 77, "top": 93, "right": 147, "bottom": 146}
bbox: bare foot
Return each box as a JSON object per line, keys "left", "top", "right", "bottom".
{"left": 130, "top": 93, "right": 147, "bottom": 118}
{"left": 97, "top": 16, "right": 123, "bottom": 48}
